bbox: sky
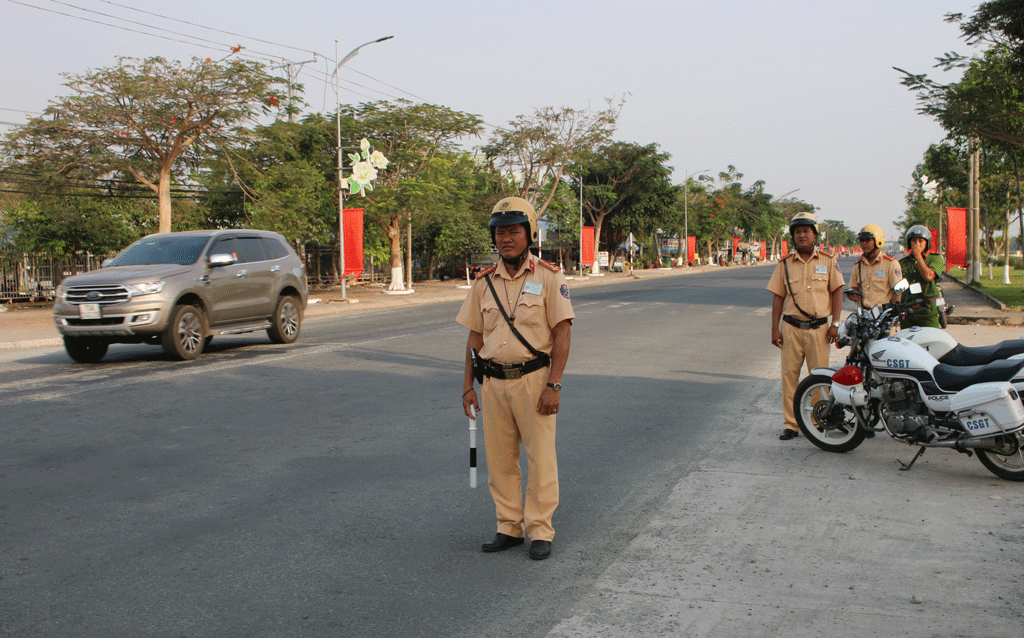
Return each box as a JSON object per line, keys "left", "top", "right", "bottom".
{"left": 0, "top": 0, "right": 984, "bottom": 242}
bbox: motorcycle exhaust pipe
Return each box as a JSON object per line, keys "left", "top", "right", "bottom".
{"left": 926, "top": 438, "right": 1006, "bottom": 452}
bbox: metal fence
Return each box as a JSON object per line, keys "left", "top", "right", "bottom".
{"left": 0, "top": 248, "right": 111, "bottom": 302}
{"left": 0, "top": 244, "right": 390, "bottom": 303}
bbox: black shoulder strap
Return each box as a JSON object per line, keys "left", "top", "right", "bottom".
{"left": 782, "top": 256, "right": 819, "bottom": 320}
{"left": 484, "top": 274, "right": 544, "bottom": 358}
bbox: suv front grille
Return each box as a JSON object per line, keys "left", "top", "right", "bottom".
{"left": 65, "top": 284, "right": 131, "bottom": 305}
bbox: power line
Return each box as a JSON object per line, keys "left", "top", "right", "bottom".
{"left": 42, "top": 0, "right": 281, "bottom": 63}
{"left": 9, "top": 0, "right": 416, "bottom": 105}
{"left": 94, "top": 0, "right": 318, "bottom": 58}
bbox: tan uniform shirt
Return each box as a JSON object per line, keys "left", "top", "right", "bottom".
{"left": 849, "top": 252, "right": 902, "bottom": 309}
{"left": 456, "top": 253, "right": 575, "bottom": 363}
{"left": 766, "top": 248, "right": 845, "bottom": 319}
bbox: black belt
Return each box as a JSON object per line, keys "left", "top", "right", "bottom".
{"left": 479, "top": 353, "right": 550, "bottom": 380}
{"left": 783, "top": 315, "right": 827, "bottom": 330}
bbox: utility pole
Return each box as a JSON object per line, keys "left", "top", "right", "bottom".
{"left": 271, "top": 57, "right": 317, "bottom": 122}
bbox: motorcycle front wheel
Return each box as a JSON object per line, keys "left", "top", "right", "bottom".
{"left": 794, "top": 374, "right": 867, "bottom": 453}
{"left": 976, "top": 432, "right": 1024, "bottom": 481}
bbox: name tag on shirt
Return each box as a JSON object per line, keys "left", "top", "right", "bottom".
{"left": 875, "top": 269, "right": 886, "bottom": 278}
{"left": 524, "top": 281, "right": 544, "bottom": 296}
{"left": 815, "top": 265, "right": 828, "bottom": 275}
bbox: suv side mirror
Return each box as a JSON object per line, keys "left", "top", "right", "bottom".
{"left": 208, "top": 253, "right": 237, "bottom": 268}
{"left": 101, "top": 258, "right": 113, "bottom": 268}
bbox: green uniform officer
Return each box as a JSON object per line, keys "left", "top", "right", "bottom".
{"left": 899, "top": 225, "right": 946, "bottom": 329}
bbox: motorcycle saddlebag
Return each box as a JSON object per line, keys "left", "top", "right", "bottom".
{"left": 948, "top": 382, "right": 1024, "bottom": 436}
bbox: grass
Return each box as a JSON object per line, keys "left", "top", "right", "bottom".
{"left": 946, "top": 265, "right": 1024, "bottom": 308}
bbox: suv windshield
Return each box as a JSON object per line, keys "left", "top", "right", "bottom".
{"left": 109, "top": 236, "right": 210, "bottom": 266}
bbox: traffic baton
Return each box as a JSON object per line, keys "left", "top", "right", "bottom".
{"left": 469, "top": 406, "right": 478, "bottom": 488}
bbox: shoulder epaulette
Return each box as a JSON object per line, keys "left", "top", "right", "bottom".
{"left": 538, "top": 258, "right": 560, "bottom": 272}
{"left": 819, "top": 247, "right": 834, "bottom": 257}
{"left": 854, "top": 256, "right": 864, "bottom": 265}
{"left": 882, "top": 253, "right": 895, "bottom": 261}
{"left": 475, "top": 265, "right": 497, "bottom": 279}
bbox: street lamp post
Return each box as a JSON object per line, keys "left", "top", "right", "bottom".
{"left": 579, "top": 177, "right": 584, "bottom": 276}
{"left": 334, "top": 36, "right": 393, "bottom": 301}
{"left": 683, "top": 169, "right": 709, "bottom": 266}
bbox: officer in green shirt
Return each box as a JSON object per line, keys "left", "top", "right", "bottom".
{"left": 899, "top": 225, "right": 946, "bottom": 329}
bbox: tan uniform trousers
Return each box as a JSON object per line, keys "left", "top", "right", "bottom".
{"left": 480, "top": 370, "right": 558, "bottom": 542}
{"left": 781, "top": 321, "right": 830, "bottom": 431}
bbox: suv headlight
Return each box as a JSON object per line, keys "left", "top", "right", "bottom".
{"left": 126, "top": 281, "right": 165, "bottom": 296}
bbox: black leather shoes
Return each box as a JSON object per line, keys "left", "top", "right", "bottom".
{"left": 529, "top": 540, "right": 552, "bottom": 560}
{"left": 779, "top": 429, "right": 799, "bottom": 441}
{"left": 481, "top": 533, "right": 524, "bottom": 553}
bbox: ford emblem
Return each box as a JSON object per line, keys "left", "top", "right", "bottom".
{"left": 86, "top": 291, "right": 101, "bottom": 301}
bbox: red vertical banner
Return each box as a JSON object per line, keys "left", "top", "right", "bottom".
{"left": 945, "top": 207, "right": 966, "bottom": 268}
{"left": 781, "top": 240, "right": 788, "bottom": 256}
{"left": 732, "top": 236, "right": 739, "bottom": 257}
{"left": 760, "top": 244, "right": 766, "bottom": 260}
{"left": 929, "top": 229, "right": 939, "bottom": 254}
{"left": 581, "top": 226, "right": 595, "bottom": 270}
{"left": 343, "top": 208, "right": 364, "bottom": 280}
{"left": 686, "top": 236, "right": 695, "bottom": 264}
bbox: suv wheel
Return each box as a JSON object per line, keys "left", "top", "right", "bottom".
{"left": 162, "top": 304, "right": 206, "bottom": 360}
{"left": 268, "top": 295, "right": 302, "bottom": 344}
{"left": 63, "top": 336, "right": 109, "bottom": 363}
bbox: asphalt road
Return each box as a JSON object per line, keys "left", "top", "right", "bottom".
{"left": 0, "top": 265, "right": 781, "bottom": 638}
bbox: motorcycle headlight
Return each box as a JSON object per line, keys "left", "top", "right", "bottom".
{"left": 126, "top": 281, "right": 165, "bottom": 296}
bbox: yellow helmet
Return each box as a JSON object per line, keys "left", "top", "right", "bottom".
{"left": 857, "top": 224, "right": 885, "bottom": 250}
{"left": 489, "top": 196, "right": 538, "bottom": 246}
{"left": 789, "top": 212, "right": 818, "bottom": 237}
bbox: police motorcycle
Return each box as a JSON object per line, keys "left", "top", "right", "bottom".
{"left": 897, "top": 325, "right": 1024, "bottom": 371}
{"left": 793, "top": 280, "right": 1024, "bottom": 481}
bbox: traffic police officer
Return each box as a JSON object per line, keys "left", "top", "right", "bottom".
{"left": 899, "top": 225, "right": 946, "bottom": 329}
{"left": 767, "top": 212, "right": 845, "bottom": 441}
{"left": 458, "top": 196, "right": 574, "bottom": 561}
{"left": 849, "top": 224, "right": 901, "bottom": 309}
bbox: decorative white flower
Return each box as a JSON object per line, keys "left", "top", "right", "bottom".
{"left": 360, "top": 138, "right": 371, "bottom": 154}
{"left": 369, "top": 150, "right": 389, "bottom": 170}
{"left": 347, "top": 160, "right": 378, "bottom": 196}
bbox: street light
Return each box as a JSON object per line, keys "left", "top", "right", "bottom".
{"left": 683, "top": 169, "right": 709, "bottom": 266}
{"left": 334, "top": 36, "right": 393, "bottom": 301}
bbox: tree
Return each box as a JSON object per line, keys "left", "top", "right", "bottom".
{"left": 2, "top": 56, "right": 287, "bottom": 233}
{"left": 483, "top": 99, "right": 623, "bottom": 216}
{"left": 3, "top": 196, "right": 154, "bottom": 256}
{"left": 693, "top": 166, "right": 745, "bottom": 261}
{"left": 434, "top": 207, "right": 491, "bottom": 285}
{"left": 568, "top": 141, "right": 674, "bottom": 253}
{"left": 340, "top": 101, "right": 483, "bottom": 291}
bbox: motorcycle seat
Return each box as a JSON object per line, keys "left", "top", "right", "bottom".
{"left": 938, "top": 339, "right": 1024, "bottom": 367}
{"left": 933, "top": 358, "right": 1024, "bottom": 392}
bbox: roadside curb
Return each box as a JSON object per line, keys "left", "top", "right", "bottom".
{"left": 943, "top": 273, "right": 1007, "bottom": 310}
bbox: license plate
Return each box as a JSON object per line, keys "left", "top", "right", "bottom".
{"left": 79, "top": 303, "right": 101, "bottom": 319}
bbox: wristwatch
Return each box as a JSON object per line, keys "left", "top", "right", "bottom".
{"left": 831, "top": 321, "right": 841, "bottom": 328}
{"left": 546, "top": 382, "right": 561, "bottom": 391}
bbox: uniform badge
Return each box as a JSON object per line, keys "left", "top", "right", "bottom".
{"left": 560, "top": 284, "right": 570, "bottom": 299}
{"left": 895, "top": 268, "right": 901, "bottom": 277}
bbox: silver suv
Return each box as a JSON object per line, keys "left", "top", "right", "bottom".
{"left": 53, "top": 230, "right": 308, "bottom": 362}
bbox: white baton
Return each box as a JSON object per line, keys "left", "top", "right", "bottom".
{"left": 469, "top": 406, "right": 478, "bottom": 489}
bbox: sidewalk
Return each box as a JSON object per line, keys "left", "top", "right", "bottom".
{"left": 0, "top": 263, "right": 706, "bottom": 349}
